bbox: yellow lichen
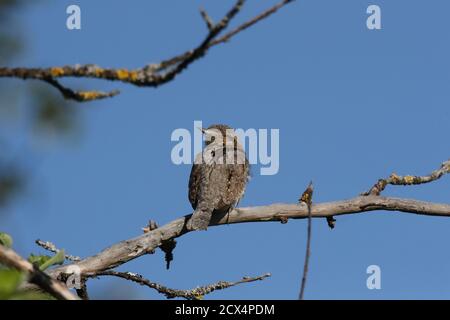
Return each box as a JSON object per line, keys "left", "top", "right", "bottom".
{"left": 390, "top": 173, "right": 400, "bottom": 182}
{"left": 116, "top": 69, "right": 130, "bottom": 80}
{"left": 129, "top": 71, "right": 139, "bottom": 82}
{"left": 50, "top": 67, "right": 64, "bottom": 77}
{"left": 404, "top": 175, "right": 415, "bottom": 184}
{"left": 94, "top": 68, "right": 104, "bottom": 77}
{"left": 79, "top": 91, "right": 100, "bottom": 101}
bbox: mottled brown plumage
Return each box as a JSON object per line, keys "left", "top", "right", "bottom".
{"left": 187, "top": 124, "right": 250, "bottom": 231}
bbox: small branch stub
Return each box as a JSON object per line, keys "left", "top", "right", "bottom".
{"left": 326, "top": 216, "right": 336, "bottom": 229}
{"left": 143, "top": 220, "right": 177, "bottom": 269}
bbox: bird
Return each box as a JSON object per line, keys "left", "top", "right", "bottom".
{"left": 186, "top": 124, "right": 250, "bottom": 231}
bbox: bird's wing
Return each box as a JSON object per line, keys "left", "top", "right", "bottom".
{"left": 224, "top": 162, "right": 249, "bottom": 206}
{"left": 187, "top": 162, "right": 229, "bottom": 231}
{"left": 188, "top": 163, "right": 202, "bottom": 209}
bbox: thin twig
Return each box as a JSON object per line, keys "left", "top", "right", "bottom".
{"left": 156, "top": 0, "right": 295, "bottom": 71}
{"left": 299, "top": 182, "right": 313, "bottom": 300}
{"left": 35, "top": 239, "right": 81, "bottom": 262}
{"left": 199, "top": 7, "right": 214, "bottom": 31}
{"left": 93, "top": 270, "right": 270, "bottom": 300}
{"left": 157, "top": 0, "right": 246, "bottom": 85}
{"left": 363, "top": 159, "right": 450, "bottom": 196}
{"left": 211, "top": 0, "right": 295, "bottom": 46}
{"left": 43, "top": 78, "right": 119, "bottom": 102}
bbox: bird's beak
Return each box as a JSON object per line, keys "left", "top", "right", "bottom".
{"left": 197, "top": 127, "right": 206, "bottom": 134}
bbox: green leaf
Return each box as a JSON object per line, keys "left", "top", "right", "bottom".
{"left": 28, "top": 254, "right": 52, "bottom": 267}
{"left": 39, "top": 250, "right": 65, "bottom": 271}
{"left": 0, "top": 269, "right": 24, "bottom": 299}
{"left": 28, "top": 250, "right": 65, "bottom": 271}
{"left": 0, "top": 232, "right": 13, "bottom": 248}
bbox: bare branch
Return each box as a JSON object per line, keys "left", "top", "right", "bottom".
{"left": 151, "top": 0, "right": 246, "bottom": 85}
{"left": 45, "top": 196, "right": 450, "bottom": 281}
{"left": 43, "top": 78, "right": 120, "bottom": 102}
{"left": 20, "top": 159, "right": 448, "bottom": 296}
{"left": 94, "top": 270, "right": 270, "bottom": 300}
{"left": 0, "top": 244, "right": 78, "bottom": 300}
{"left": 155, "top": 0, "right": 295, "bottom": 71}
{"left": 0, "top": 0, "right": 295, "bottom": 102}
{"left": 299, "top": 182, "right": 313, "bottom": 300}
{"left": 199, "top": 7, "right": 214, "bottom": 31}
{"left": 35, "top": 239, "right": 81, "bottom": 262}
{"left": 211, "top": 0, "right": 295, "bottom": 46}
{"left": 363, "top": 159, "right": 450, "bottom": 196}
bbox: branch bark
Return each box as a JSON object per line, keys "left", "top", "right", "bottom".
{"left": 363, "top": 159, "right": 450, "bottom": 196}
{"left": 46, "top": 195, "right": 450, "bottom": 280}
{"left": 35, "top": 239, "right": 81, "bottom": 262}
{"left": 94, "top": 271, "right": 270, "bottom": 300}
{"left": 0, "top": 0, "right": 295, "bottom": 102}
{"left": 299, "top": 182, "right": 313, "bottom": 300}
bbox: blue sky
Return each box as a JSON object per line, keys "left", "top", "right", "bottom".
{"left": 1, "top": 0, "right": 450, "bottom": 299}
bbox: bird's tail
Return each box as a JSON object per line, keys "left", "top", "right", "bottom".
{"left": 186, "top": 208, "right": 213, "bottom": 231}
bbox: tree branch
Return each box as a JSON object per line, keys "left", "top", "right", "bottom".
{"left": 363, "top": 159, "right": 450, "bottom": 196}
{"left": 21, "top": 159, "right": 449, "bottom": 296}
{"left": 93, "top": 270, "right": 270, "bottom": 300}
{"left": 299, "top": 182, "right": 313, "bottom": 300}
{"left": 43, "top": 78, "right": 120, "bottom": 102}
{"left": 45, "top": 195, "right": 450, "bottom": 281}
{"left": 0, "top": 0, "right": 295, "bottom": 102}
{"left": 35, "top": 239, "right": 81, "bottom": 262}
{"left": 0, "top": 245, "right": 78, "bottom": 300}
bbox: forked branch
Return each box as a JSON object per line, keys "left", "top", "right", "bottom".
{"left": 0, "top": 0, "right": 294, "bottom": 102}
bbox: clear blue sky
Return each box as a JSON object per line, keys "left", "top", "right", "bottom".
{"left": 1, "top": 0, "right": 450, "bottom": 299}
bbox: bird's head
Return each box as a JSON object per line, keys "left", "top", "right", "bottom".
{"left": 200, "top": 124, "right": 237, "bottom": 146}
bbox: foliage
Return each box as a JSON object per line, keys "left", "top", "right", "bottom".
{"left": 0, "top": 232, "right": 64, "bottom": 300}
{"left": 0, "top": 232, "right": 13, "bottom": 248}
